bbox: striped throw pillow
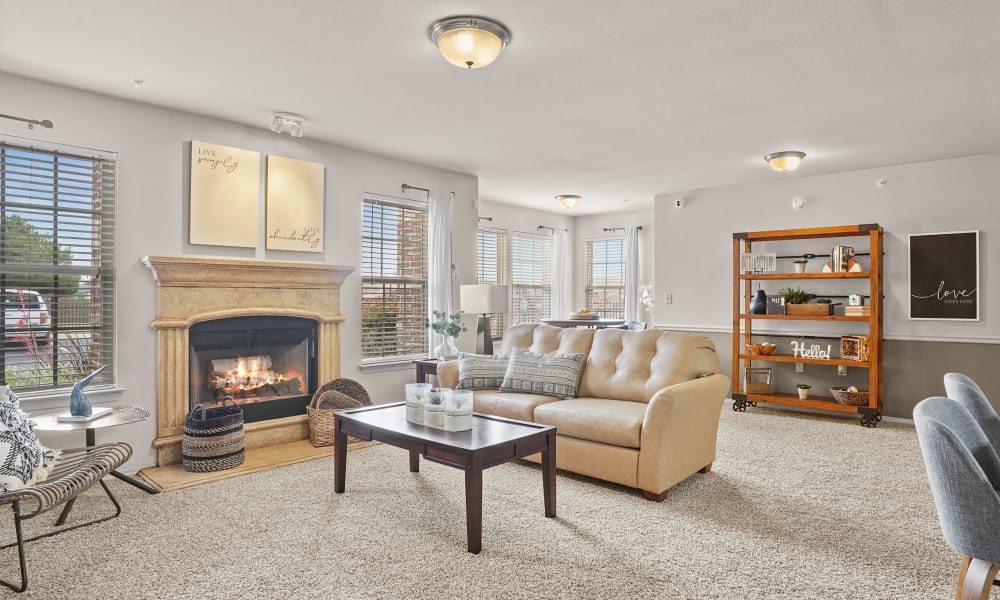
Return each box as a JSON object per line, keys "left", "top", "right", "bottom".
{"left": 455, "top": 353, "right": 510, "bottom": 390}
{"left": 499, "top": 349, "right": 585, "bottom": 400}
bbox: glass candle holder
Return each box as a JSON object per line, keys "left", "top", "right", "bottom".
{"left": 405, "top": 383, "right": 432, "bottom": 423}
{"left": 444, "top": 389, "right": 474, "bottom": 432}
{"left": 423, "top": 387, "right": 450, "bottom": 429}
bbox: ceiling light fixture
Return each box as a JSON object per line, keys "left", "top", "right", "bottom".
{"left": 270, "top": 112, "right": 304, "bottom": 138}
{"left": 556, "top": 195, "right": 580, "bottom": 209}
{"left": 428, "top": 15, "right": 512, "bottom": 69}
{"left": 764, "top": 151, "right": 806, "bottom": 172}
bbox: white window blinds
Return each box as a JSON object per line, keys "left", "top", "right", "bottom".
{"left": 361, "top": 194, "right": 428, "bottom": 361}
{"left": 0, "top": 141, "right": 116, "bottom": 393}
{"left": 511, "top": 232, "right": 551, "bottom": 325}
{"left": 476, "top": 227, "right": 508, "bottom": 339}
{"left": 586, "top": 238, "right": 625, "bottom": 319}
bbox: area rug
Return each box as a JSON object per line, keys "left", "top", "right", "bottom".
{"left": 0, "top": 407, "right": 959, "bottom": 599}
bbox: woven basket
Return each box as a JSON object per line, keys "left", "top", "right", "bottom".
{"left": 830, "top": 387, "right": 869, "bottom": 406}
{"left": 307, "top": 378, "right": 372, "bottom": 447}
{"left": 182, "top": 398, "right": 245, "bottom": 472}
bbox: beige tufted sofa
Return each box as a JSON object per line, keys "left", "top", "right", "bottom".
{"left": 437, "top": 323, "right": 731, "bottom": 501}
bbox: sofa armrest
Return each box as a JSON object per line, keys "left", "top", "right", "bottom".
{"left": 637, "top": 373, "right": 731, "bottom": 494}
{"left": 437, "top": 360, "right": 459, "bottom": 389}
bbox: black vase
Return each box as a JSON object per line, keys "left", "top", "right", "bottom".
{"left": 749, "top": 289, "right": 768, "bottom": 315}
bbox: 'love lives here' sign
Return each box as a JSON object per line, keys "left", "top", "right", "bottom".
{"left": 909, "top": 231, "right": 979, "bottom": 320}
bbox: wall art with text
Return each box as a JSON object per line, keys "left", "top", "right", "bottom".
{"left": 909, "top": 230, "right": 979, "bottom": 320}
{"left": 190, "top": 140, "right": 260, "bottom": 248}
{"left": 265, "top": 155, "right": 325, "bottom": 252}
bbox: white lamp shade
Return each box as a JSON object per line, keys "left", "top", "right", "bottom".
{"left": 436, "top": 27, "right": 504, "bottom": 68}
{"left": 461, "top": 284, "right": 509, "bottom": 314}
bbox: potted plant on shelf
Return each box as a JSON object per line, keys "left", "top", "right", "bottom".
{"left": 797, "top": 383, "right": 812, "bottom": 399}
{"left": 779, "top": 287, "right": 836, "bottom": 316}
{"left": 427, "top": 311, "right": 467, "bottom": 360}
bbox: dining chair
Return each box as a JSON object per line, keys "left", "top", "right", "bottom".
{"left": 944, "top": 373, "right": 1000, "bottom": 453}
{"left": 914, "top": 396, "right": 1000, "bottom": 600}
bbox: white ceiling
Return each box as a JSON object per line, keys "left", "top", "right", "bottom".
{"left": 1, "top": 1, "right": 998, "bottom": 214}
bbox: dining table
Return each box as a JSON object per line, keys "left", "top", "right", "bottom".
{"left": 540, "top": 318, "right": 626, "bottom": 329}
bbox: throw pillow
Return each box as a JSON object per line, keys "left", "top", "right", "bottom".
{"left": 0, "top": 386, "right": 58, "bottom": 492}
{"left": 455, "top": 352, "right": 510, "bottom": 391}
{"left": 499, "top": 349, "right": 585, "bottom": 400}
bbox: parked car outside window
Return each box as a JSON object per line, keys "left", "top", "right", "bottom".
{"left": 3, "top": 289, "right": 50, "bottom": 343}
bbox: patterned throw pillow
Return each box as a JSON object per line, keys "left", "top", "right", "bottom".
{"left": 499, "top": 349, "right": 586, "bottom": 400}
{"left": 455, "top": 352, "right": 510, "bottom": 391}
{"left": 0, "top": 386, "right": 58, "bottom": 492}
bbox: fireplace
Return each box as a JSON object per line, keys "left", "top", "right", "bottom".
{"left": 189, "top": 316, "right": 317, "bottom": 423}
{"left": 143, "top": 256, "right": 354, "bottom": 466}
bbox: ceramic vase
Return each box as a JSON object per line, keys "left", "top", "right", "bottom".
{"left": 749, "top": 289, "right": 768, "bottom": 315}
{"left": 434, "top": 335, "right": 458, "bottom": 360}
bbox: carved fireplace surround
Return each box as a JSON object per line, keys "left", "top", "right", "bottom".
{"left": 142, "top": 256, "right": 354, "bottom": 466}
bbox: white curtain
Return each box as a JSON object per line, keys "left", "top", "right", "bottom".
{"left": 550, "top": 228, "right": 568, "bottom": 319}
{"left": 624, "top": 226, "right": 642, "bottom": 322}
{"left": 428, "top": 190, "right": 453, "bottom": 353}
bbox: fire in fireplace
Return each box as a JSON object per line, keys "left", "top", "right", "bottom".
{"left": 188, "top": 316, "right": 317, "bottom": 423}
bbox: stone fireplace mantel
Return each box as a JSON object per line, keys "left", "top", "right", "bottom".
{"left": 142, "top": 256, "right": 354, "bottom": 466}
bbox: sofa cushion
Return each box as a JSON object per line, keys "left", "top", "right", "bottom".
{"left": 499, "top": 324, "right": 595, "bottom": 360}
{"left": 533, "top": 398, "right": 646, "bottom": 449}
{"left": 455, "top": 352, "right": 509, "bottom": 391}
{"left": 499, "top": 348, "right": 585, "bottom": 399}
{"left": 578, "top": 329, "right": 719, "bottom": 403}
{"left": 472, "top": 390, "right": 562, "bottom": 422}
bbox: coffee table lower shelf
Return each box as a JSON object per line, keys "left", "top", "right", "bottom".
{"left": 334, "top": 403, "right": 557, "bottom": 553}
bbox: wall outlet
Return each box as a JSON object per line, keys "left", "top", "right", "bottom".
{"left": 795, "top": 362, "right": 804, "bottom": 373}
{"left": 664, "top": 293, "right": 673, "bottom": 304}
{"left": 837, "top": 365, "right": 847, "bottom": 376}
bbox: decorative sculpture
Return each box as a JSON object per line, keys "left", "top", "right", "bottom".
{"left": 69, "top": 365, "right": 106, "bottom": 417}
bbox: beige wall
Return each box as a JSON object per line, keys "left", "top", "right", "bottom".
{"left": 1, "top": 72, "right": 479, "bottom": 470}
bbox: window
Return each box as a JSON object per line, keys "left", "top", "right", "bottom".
{"left": 0, "top": 141, "right": 116, "bottom": 393}
{"left": 511, "top": 232, "right": 551, "bottom": 325}
{"left": 586, "top": 238, "right": 625, "bottom": 319}
{"left": 361, "top": 194, "right": 428, "bottom": 362}
{"left": 476, "top": 228, "right": 508, "bottom": 339}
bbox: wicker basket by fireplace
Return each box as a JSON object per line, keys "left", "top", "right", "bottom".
{"left": 307, "top": 378, "right": 373, "bottom": 447}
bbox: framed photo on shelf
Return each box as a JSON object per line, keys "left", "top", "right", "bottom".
{"left": 908, "top": 230, "right": 979, "bottom": 321}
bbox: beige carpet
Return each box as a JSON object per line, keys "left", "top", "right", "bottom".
{"left": 0, "top": 407, "right": 974, "bottom": 599}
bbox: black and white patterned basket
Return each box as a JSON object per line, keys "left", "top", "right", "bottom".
{"left": 182, "top": 398, "right": 245, "bottom": 472}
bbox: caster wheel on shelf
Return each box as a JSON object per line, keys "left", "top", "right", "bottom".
{"left": 860, "top": 414, "right": 879, "bottom": 428}
{"left": 733, "top": 399, "right": 747, "bottom": 412}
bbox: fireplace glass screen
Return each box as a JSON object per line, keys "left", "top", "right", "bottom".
{"left": 189, "top": 316, "right": 317, "bottom": 422}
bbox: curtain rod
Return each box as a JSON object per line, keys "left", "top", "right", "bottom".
{"left": 400, "top": 184, "right": 455, "bottom": 200}
{"left": 479, "top": 216, "right": 493, "bottom": 222}
{"left": 537, "top": 225, "right": 568, "bottom": 232}
{"left": 603, "top": 226, "right": 643, "bottom": 232}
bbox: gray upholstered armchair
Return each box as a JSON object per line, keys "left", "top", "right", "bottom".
{"left": 914, "top": 396, "right": 1000, "bottom": 600}
{"left": 944, "top": 372, "right": 1000, "bottom": 453}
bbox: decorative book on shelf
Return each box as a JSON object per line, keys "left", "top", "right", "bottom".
{"left": 55, "top": 406, "right": 113, "bottom": 423}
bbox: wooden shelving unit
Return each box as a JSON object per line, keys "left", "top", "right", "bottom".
{"left": 732, "top": 224, "right": 884, "bottom": 427}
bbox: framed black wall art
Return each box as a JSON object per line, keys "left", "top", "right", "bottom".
{"left": 908, "top": 231, "right": 979, "bottom": 320}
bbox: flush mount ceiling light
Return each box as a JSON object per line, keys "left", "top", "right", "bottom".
{"left": 764, "top": 151, "right": 806, "bottom": 172}
{"left": 556, "top": 195, "right": 580, "bottom": 209}
{"left": 270, "top": 112, "right": 304, "bottom": 138}
{"left": 428, "top": 15, "right": 512, "bottom": 69}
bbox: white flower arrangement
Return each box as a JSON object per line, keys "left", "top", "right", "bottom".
{"left": 639, "top": 284, "right": 655, "bottom": 313}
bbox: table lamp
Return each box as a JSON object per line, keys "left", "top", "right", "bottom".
{"left": 460, "top": 284, "right": 509, "bottom": 355}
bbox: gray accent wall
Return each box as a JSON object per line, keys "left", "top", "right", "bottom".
{"left": 654, "top": 153, "right": 1000, "bottom": 419}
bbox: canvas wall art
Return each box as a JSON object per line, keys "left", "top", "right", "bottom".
{"left": 189, "top": 140, "right": 260, "bottom": 248}
{"left": 909, "top": 230, "right": 979, "bottom": 320}
{"left": 265, "top": 155, "right": 325, "bottom": 252}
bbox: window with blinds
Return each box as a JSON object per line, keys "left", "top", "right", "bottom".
{"left": 476, "top": 228, "right": 509, "bottom": 339}
{"left": 511, "top": 232, "right": 551, "bottom": 325}
{"left": 0, "top": 142, "right": 116, "bottom": 393}
{"left": 361, "top": 193, "right": 428, "bottom": 362}
{"left": 586, "top": 238, "right": 626, "bottom": 319}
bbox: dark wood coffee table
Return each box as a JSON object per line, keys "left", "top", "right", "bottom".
{"left": 334, "top": 402, "right": 556, "bottom": 553}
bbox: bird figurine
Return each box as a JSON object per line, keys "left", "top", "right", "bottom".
{"left": 70, "top": 365, "right": 106, "bottom": 417}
